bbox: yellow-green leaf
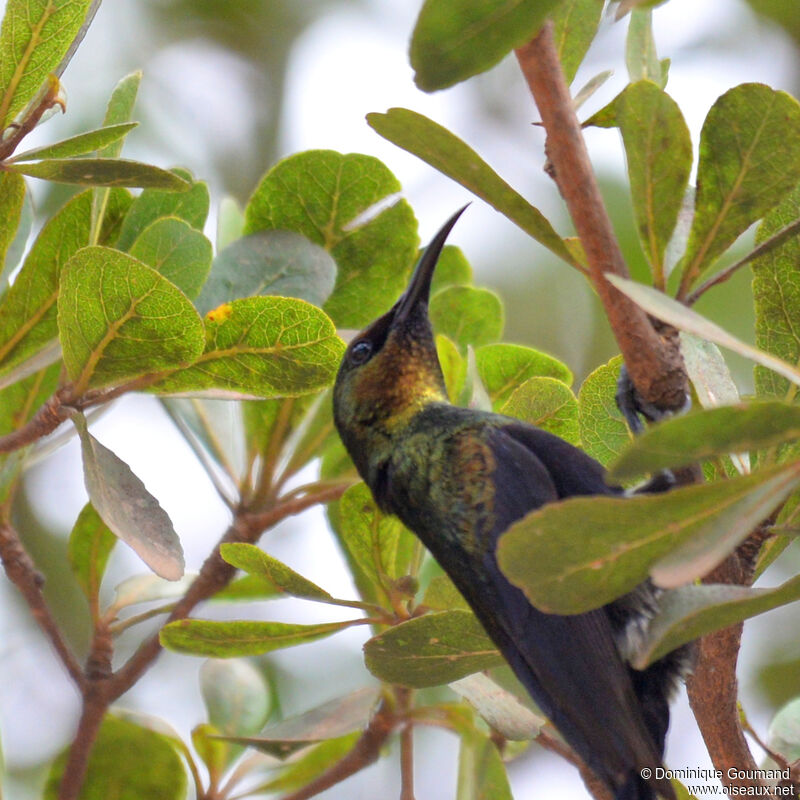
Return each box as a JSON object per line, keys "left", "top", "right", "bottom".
{"left": 57, "top": 246, "right": 205, "bottom": 392}
{"left": 154, "top": 296, "right": 344, "bottom": 399}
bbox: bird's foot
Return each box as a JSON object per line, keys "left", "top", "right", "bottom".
{"left": 616, "top": 364, "right": 691, "bottom": 496}
{"left": 615, "top": 364, "right": 691, "bottom": 435}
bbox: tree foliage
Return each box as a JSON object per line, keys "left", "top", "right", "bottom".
{"left": 2, "top": 1, "right": 800, "bottom": 799}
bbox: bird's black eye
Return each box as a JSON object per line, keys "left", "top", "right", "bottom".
{"left": 349, "top": 340, "right": 373, "bottom": 365}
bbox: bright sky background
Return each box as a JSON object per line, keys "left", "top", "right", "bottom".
{"left": 2, "top": 1, "right": 799, "bottom": 798}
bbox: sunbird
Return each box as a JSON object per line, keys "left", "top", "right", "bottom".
{"left": 333, "top": 208, "right": 689, "bottom": 800}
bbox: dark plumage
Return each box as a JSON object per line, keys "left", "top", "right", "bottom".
{"left": 333, "top": 208, "right": 688, "bottom": 800}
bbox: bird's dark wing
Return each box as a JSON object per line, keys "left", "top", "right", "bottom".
{"left": 500, "top": 421, "right": 622, "bottom": 498}
{"left": 458, "top": 425, "right": 671, "bottom": 799}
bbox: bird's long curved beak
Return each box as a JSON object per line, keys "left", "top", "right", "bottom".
{"left": 393, "top": 205, "right": 469, "bottom": 323}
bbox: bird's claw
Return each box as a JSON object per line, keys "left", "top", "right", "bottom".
{"left": 615, "top": 364, "right": 690, "bottom": 435}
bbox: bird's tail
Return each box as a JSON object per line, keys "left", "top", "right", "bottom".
{"left": 616, "top": 772, "right": 660, "bottom": 800}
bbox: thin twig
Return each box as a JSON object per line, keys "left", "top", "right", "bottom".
{"left": 686, "top": 548, "right": 762, "bottom": 795}
{"left": 0, "top": 391, "right": 71, "bottom": 453}
{"left": 0, "top": 76, "right": 65, "bottom": 161}
{"left": 740, "top": 707, "right": 790, "bottom": 770}
{"left": 112, "top": 482, "right": 351, "bottom": 695}
{"left": 58, "top": 622, "right": 113, "bottom": 800}
{"left": 686, "top": 216, "right": 800, "bottom": 305}
{"left": 55, "top": 481, "right": 352, "bottom": 800}
{"left": 514, "top": 23, "right": 688, "bottom": 412}
{"left": 535, "top": 727, "right": 612, "bottom": 800}
{"left": 278, "top": 700, "right": 397, "bottom": 800}
{"left": 0, "top": 520, "right": 85, "bottom": 688}
{"left": 397, "top": 688, "right": 416, "bottom": 800}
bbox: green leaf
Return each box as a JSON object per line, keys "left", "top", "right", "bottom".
{"left": 192, "top": 723, "right": 228, "bottom": 781}
{"left": 475, "top": 342, "right": 572, "bottom": 410}
{"left": 0, "top": 172, "right": 25, "bottom": 279}
{"left": 7, "top": 157, "right": 191, "bottom": 190}
{"left": 1, "top": 179, "right": 32, "bottom": 285}
{"left": 220, "top": 543, "right": 335, "bottom": 603}
{"left": 251, "top": 735, "right": 359, "bottom": 794}
{"left": 422, "top": 573, "right": 470, "bottom": 611}
{"left": 430, "top": 286, "right": 504, "bottom": 350}
{"left": 0, "top": 189, "right": 91, "bottom": 378}
{"left": 608, "top": 275, "right": 800, "bottom": 387}
{"left": 244, "top": 150, "right": 418, "bottom": 328}
{"left": 222, "top": 688, "right": 379, "bottom": 760}
{"left": 115, "top": 169, "right": 210, "bottom": 250}
{"left": 610, "top": 402, "right": 800, "bottom": 481}
{"left": 463, "top": 345, "right": 492, "bottom": 411}
{"left": 154, "top": 296, "right": 344, "bottom": 399}
{"left": 0, "top": 361, "right": 58, "bottom": 503}
{"left": 625, "top": 9, "right": 665, "bottom": 87}
{"left": 160, "top": 618, "right": 361, "bottom": 657}
{"left": 367, "top": 109, "right": 576, "bottom": 265}
{"left": 616, "top": 81, "right": 692, "bottom": 274}
{"left": 8, "top": 122, "right": 138, "bottom": 162}
{"left": 57, "top": 246, "right": 205, "bottom": 392}
{"left": 409, "top": 0, "right": 561, "bottom": 92}
{"left": 0, "top": 339, "right": 60, "bottom": 393}
{"left": 44, "top": 715, "right": 186, "bottom": 800}
{"left": 632, "top": 574, "right": 800, "bottom": 668}
{"left": 680, "top": 84, "right": 800, "bottom": 291}
{"left": 216, "top": 196, "right": 245, "bottom": 251}
{"left": 430, "top": 244, "right": 473, "bottom": 294}
{"left": 337, "top": 482, "right": 416, "bottom": 596}
{"left": 437, "top": 334, "right": 466, "bottom": 403}
{"left": 91, "top": 72, "right": 142, "bottom": 244}
{"left": 100, "top": 71, "right": 141, "bottom": 155}
{"left": 363, "top": 610, "right": 502, "bottom": 687}
{"left": 0, "top": 0, "right": 93, "bottom": 129}
{"left": 129, "top": 216, "right": 213, "bottom": 300}
{"left": 450, "top": 673, "right": 544, "bottom": 740}
{"left": 72, "top": 413, "right": 185, "bottom": 581}
{"left": 196, "top": 230, "right": 336, "bottom": 314}
{"left": 211, "top": 574, "right": 281, "bottom": 603}
{"left": 200, "top": 658, "right": 271, "bottom": 736}
{"left": 572, "top": 69, "right": 614, "bottom": 112}
{"left": 768, "top": 697, "right": 800, "bottom": 762}
{"left": 497, "top": 461, "right": 800, "bottom": 614}
{"left": 551, "top": 0, "right": 604, "bottom": 85}
{"left": 456, "top": 729, "right": 514, "bottom": 800}
{"left": 499, "top": 376, "right": 580, "bottom": 445}
{"left": 0, "top": 360, "right": 58, "bottom": 436}
{"left": 753, "top": 183, "right": 800, "bottom": 399}
{"left": 110, "top": 573, "right": 196, "bottom": 610}
{"left": 67, "top": 503, "right": 117, "bottom": 602}
{"left": 95, "top": 186, "right": 133, "bottom": 248}
{"left": 680, "top": 332, "right": 741, "bottom": 408}
{"left": 577, "top": 355, "right": 631, "bottom": 467}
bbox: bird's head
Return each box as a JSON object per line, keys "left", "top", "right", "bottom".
{"left": 333, "top": 206, "right": 466, "bottom": 478}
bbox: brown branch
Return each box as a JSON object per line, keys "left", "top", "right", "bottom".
{"left": 0, "top": 391, "right": 72, "bottom": 454}
{"left": 514, "top": 23, "right": 687, "bottom": 412}
{"left": 278, "top": 700, "right": 397, "bottom": 800}
{"left": 58, "top": 623, "right": 113, "bottom": 800}
{"left": 54, "top": 482, "right": 351, "bottom": 800}
{"left": 0, "top": 377, "right": 169, "bottom": 456}
{"left": 686, "top": 538, "right": 765, "bottom": 797}
{"left": 0, "top": 519, "right": 85, "bottom": 688}
{"left": 0, "top": 75, "right": 65, "bottom": 162}
{"left": 111, "top": 482, "right": 351, "bottom": 694}
{"left": 536, "top": 727, "right": 613, "bottom": 800}
{"left": 398, "top": 688, "right": 416, "bottom": 800}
